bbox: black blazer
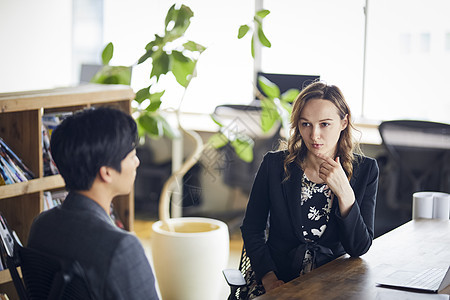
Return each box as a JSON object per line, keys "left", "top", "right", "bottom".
{"left": 241, "top": 150, "right": 379, "bottom": 283}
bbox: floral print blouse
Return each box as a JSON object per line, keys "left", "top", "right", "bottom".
{"left": 300, "top": 173, "right": 333, "bottom": 274}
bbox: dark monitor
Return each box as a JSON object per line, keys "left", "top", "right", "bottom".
{"left": 256, "top": 72, "right": 320, "bottom": 98}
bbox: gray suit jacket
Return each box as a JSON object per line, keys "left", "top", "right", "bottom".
{"left": 28, "top": 192, "right": 159, "bottom": 299}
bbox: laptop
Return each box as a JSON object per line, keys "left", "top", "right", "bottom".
{"left": 376, "top": 266, "right": 450, "bottom": 293}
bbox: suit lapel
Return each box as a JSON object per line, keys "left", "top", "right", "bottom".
{"left": 282, "top": 163, "right": 305, "bottom": 241}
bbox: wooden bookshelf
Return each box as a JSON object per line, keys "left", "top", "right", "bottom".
{"left": 0, "top": 84, "right": 136, "bottom": 288}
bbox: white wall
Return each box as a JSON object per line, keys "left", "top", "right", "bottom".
{"left": 0, "top": 0, "right": 73, "bottom": 93}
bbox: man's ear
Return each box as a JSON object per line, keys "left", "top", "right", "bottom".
{"left": 98, "top": 166, "right": 114, "bottom": 183}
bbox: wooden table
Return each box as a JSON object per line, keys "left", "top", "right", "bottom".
{"left": 256, "top": 219, "right": 450, "bottom": 300}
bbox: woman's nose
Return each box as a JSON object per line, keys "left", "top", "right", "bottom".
{"left": 311, "top": 125, "right": 320, "bottom": 140}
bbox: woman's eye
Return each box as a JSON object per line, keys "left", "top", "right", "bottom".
{"left": 301, "top": 122, "right": 310, "bottom": 127}
{"left": 321, "top": 122, "right": 330, "bottom": 127}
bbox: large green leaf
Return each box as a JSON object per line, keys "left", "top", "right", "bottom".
{"left": 138, "top": 49, "right": 154, "bottom": 65}
{"left": 260, "top": 98, "right": 279, "bottom": 133}
{"left": 171, "top": 50, "right": 189, "bottom": 62}
{"left": 146, "top": 99, "right": 162, "bottom": 112}
{"left": 136, "top": 88, "right": 164, "bottom": 111}
{"left": 231, "top": 138, "right": 254, "bottom": 162}
{"left": 238, "top": 25, "right": 250, "bottom": 39}
{"left": 281, "top": 88, "right": 300, "bottom": 103}
{"left": 171, "top": 53, "right": 195, "bottom": 87}
{"left": 257, "top": 25, "right": 271, "bottom": 48}
{"left": 165, "top": 4, "right": 178, "bottom": 32}
{"left": 137, "top": 113, "right": 162, "bottom": 138}
{"left": 90, "top": 65, "right": 131, "bottom": 85}
{"left": 251, "top": 35, "right": 255, "bottom": 58}
{"left": 149, "top": 90, "right": 165, "bottom": 102}
{"left": 158, "top": 115, "right": 176, "bottom": 139}
{"left": 165, "top": 4, "right": 193, "bottom": 37}
{"left": 150, "top": 50, "right": 170, "bottom": 80}
{"left": 258, "top": 76, "right": 280, "bottom": 99}
{"left": 102, "top": 42, "right": 114, "bottom": 65}
{"left": 148, "top": 35, "right": 164, "bottom": 50}
{"left": 139, "top": 36, "right": 163, "bottom": 64}
{"left": 255, "top": 9, "right": 270, "bottom": 19}
{"left": 183, "top": 41, "right": 206, "bottom": 53}
{"left": 135, "top": 87, "right": 150, "bottom": 103}
{"left": 207, "top": 132, "right": 229, "bottom": 149}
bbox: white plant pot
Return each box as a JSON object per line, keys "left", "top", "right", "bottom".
{"left": 151, "top": 217, "right": 229, "bottom": 300}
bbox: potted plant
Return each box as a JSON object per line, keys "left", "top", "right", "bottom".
{"left": 92, "top": 4, "right": 230, "bottom": 299}
{"left": 207, "top": 10, "right": 300, "bottom": 163}
{"left": 91, "top": 3, "right": 291, "bottom": 298}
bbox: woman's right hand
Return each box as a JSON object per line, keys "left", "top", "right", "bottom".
{"left": 261, "top": 271, "right": 285, "bottom": 292}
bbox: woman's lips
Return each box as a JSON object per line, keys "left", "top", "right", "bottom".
{"left": 312, "top": 143, "right": 322, "bottom": 149}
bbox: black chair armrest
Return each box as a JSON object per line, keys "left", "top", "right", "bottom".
{"left": 223, "top": 269, "right": 246, "bottom": 287}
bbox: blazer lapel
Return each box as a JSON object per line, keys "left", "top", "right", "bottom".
{"left": 282, "top": 163, "right": 305, "bottom": 241}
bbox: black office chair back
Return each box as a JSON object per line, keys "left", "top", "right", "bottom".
{"left": 379, "top": 120, "right": 450, "bottom": 190}
{"left": 20, "top": 246, "right": 92, "bottom": 300}
{"left": 378, "top": 120, "right": 450, "bottom": 219}
{"left": 6, "top": 244, "right": 92, "bottom": 300}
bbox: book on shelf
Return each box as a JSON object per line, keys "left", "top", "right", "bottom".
{"left": 0, "top": 213, "right": 22, "bottom": 272}
{"left": 41, "top": 112, "right": 72, "bottom": 177}
{"left": 42, "top": 125, "right": 59, "bottom": 176}
{"left": 0, "top": 293, "right": 10, "bottom": 300}
{"left": 42, "top": 112, "right": 72, "bottom": 137}
{"left": 0, "top": 138, "right": 35, "bottom": 185}
{"left": 43, "top": 190, "right": 68, "bottom": 211}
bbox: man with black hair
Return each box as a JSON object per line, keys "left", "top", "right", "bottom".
{"left": 28, "top": 107, "right": 159, "bottom": 299}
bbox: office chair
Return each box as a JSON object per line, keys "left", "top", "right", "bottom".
{"left": 223, "top": 247, "right": 265, "bottom": 300}
{"left": 378, "top": 120, "right": 450, "bottom": 218}
{"left": 212, "top": 104, "right": 282, "bottom": 195}
{"left": 5, "top": 244, "right": 92, "bottom": 300}
{"left": 223, "top": 221, "right": 270, "bottom": 300}
{"left": 211, "top": 104, "right": 281, "bottom": 233}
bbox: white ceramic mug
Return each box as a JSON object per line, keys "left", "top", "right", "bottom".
{"left": 412, "top": 192, "right": 434, "bottom": 219}
{"left": 432, "top": 192, "right": 450, "bottom": 220}
{"left": 151, "top": 217, "right": 229, "bottom": 300}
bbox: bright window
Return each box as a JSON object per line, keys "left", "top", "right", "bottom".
{"left": 364, "top": 0, "right": 450, "bottom": 123}
{"left": 103, "top": 0, "right": 255, "bottom": 114}
{"left": 261, "top": 0, "right": 365, "bottom": 119}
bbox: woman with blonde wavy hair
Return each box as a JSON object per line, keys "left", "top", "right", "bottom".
{"left": 241, "top": 81, "right": 379, "bottom": 298}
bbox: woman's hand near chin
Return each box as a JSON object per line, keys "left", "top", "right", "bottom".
{"left": 316, "top": 153, "right": 355, "bottom": 217}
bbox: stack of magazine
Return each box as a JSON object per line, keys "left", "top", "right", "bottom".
{"left": 42, "top": 112, "right": 72, "bottom": 176}
{"left": 43, "top": 190, "right": 68, "bottom": 211}
{"left": 0, "top": 138, "right": 35, "bottom": 185}
{"left": 0, "top": 213, "right": 21, "bottom": 272}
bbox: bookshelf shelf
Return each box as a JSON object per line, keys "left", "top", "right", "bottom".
{"left": 0, "top": 84, "right": 136, "bottom": 290}
{"left": 0, "top": 176, "right": 65, "bottom": 200}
